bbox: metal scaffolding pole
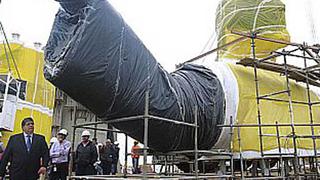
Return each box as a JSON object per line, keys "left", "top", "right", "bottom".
{"left": 69, "top": 106, "right": 77, "bottom": 177}
{"left": 237, "top": 123, "right": 245, "bottom": 179}
{"left": 94, "top": 115, "right": 98, "bottom": 138}
{"left": 250, "top": 32, "right": 265, "bottom": 159}
{"left": 229, "top": 116, "right": 235, "bottom": 179}
{"left": 218, "top": 123, "right": 320, "bottom": 128}
{"left": 302, "top": 43, "right": 319, "bottom": 176}
{"left": 124, "top": 134, "right": 128, "bottom": 178}
{"left": 283, "top": 54, "right": 300, "bottom": 177}
{"left": 276, "top": 121, "right": 286, "bottom": 179}
{"left": 194, "top": 106, "right": 199, "bottom": 178}
{"left": 143, "top": 89, "right": 149, "bottom": 179}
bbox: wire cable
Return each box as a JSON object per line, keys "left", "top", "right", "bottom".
{"left": 2, "top": 40, "right": 11, "bottom": 72}
{"left": 0, "top": 21, "right": 22, "bottom": 79}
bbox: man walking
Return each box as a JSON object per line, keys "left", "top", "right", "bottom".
{"left": 49, "top": 129, "right": 71, "bottom": 180}
{"left": 131, "top": 141, "right": 140, "bottom": 174}
{"left": 0, "top": 117, "right": 49, "bottom": 180}
{"left": 75, "top": 130, "right": 98, "bottom": 175}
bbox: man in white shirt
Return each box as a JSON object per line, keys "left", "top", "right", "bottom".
{"left": 49, "top": 129, "right": 71, "bottom": 180}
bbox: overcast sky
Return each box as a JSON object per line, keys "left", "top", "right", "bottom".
{"left": 0, "top": 0, "right": 319, "bottom": 72}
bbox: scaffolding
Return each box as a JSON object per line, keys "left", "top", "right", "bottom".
{"left": 67, "top": 31, "right": 320, "bottom": 179}
{"left": 216, "top": 31, "right": 320, "bottom": 179}
{"left": 68, "top": 90, "right": 231, "bottom": 179}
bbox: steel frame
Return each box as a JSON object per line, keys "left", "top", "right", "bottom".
{"left": 67, "top": 90, "right": 226, "bottom": 179}
{"left": 215, "top": 31, "right": 320, "bottom": 179}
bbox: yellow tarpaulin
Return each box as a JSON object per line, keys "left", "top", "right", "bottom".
{"left": 216, "top": 0, "right": 290, "bottom": 59}
{"left": 228, "top": 64, "right": 320, "bottom": 153}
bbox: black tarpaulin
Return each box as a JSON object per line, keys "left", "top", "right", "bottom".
{"left": 44, "top": 0, "right": 225, "bottom": 152}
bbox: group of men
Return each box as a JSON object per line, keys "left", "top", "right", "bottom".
{"left": 0, "top": 117, "right": 123, "bottom": 180}
{"left": 74, "top": 130, "right": 120, "bottom": 176}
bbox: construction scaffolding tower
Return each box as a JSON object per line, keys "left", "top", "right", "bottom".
{"left": 217, "top": 31, "right": 320, "bottom": 179}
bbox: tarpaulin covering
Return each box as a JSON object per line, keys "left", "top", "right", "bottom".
{"left": 227, "top": 63, "right": 320, "bottom": 157}
{"left": 216, "top": 0, "right": 290, "bottom": 59}
{"left": 44, "top": 0, "right": 225, "bottom": 152}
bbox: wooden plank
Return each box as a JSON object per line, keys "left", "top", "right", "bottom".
{"left": 237, "top": 58, "right": 320, "bottom": 87}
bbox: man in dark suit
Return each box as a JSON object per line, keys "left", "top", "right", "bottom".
{"left": 0, "top": 117, "right": 49, "bottom": 180}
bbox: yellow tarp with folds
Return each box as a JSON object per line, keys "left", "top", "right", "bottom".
{"left": 216, "top": 0, "right": 290, "bottom": 60}
{"left": 0, "top": 43, "right": 55, "bottom": 144}
{"left": 228, "top": 63, "right": 320, "bottom": 153}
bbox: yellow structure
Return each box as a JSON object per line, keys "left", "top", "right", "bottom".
{"left": 0, "top": 42, "right": 55, "bottom": 144}
{"left": 216, "top": 0, "right": 290, "bottom": 59}
{"left": 228, "top": 64, "right": 320, "bottom": 155}
{"left": 212, "top": 0, "right": 319, "bottom": 157}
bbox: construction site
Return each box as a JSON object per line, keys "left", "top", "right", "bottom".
{"left": 0, "top": 0, "right": 320, "bottom": 179}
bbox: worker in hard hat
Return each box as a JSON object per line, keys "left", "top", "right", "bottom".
{"left": 111, "top": 141, "right": 120, "bottom": 175}
{"left": 75, "top": 130, "right": 98, "bottom": 176}
{"left": 49, "top": 129, "right": 71, "bottom": 180}
{"left": 131, "top": 141, "right": 141, "bottom": 174}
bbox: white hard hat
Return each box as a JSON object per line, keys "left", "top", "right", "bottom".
{"left": 58, "top": 129, "right": 68, "bottom": 136}
{"left": 114, "top": 141, "right": 119, "bottom": 145}
{"left": 50, "top": 137, "right": 58, "bottom": 143}
{"left": 81, "top": 130, "right": 91, "bottom": 137}
{"left": 98, "top": 143, "right": 103, "bottom": 147}
{"left": 0, "top": 132, "right": 3, "bottom": 137}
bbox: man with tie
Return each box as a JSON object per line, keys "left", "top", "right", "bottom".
{"left": 0, "top": 117, "right": 49, "bottom": 180}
